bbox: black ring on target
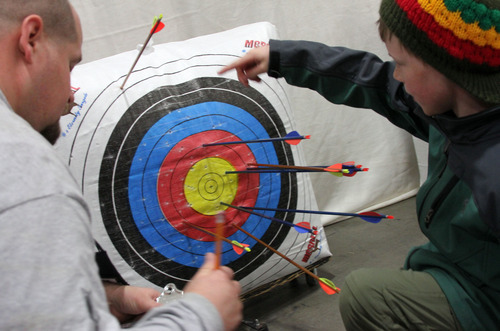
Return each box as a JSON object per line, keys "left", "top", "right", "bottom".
{"left": 99, "top": 77, "right": 297, "bottom": 286}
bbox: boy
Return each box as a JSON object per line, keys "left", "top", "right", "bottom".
{"left": 219, "top": 0, "right": 500, "bottom": 329}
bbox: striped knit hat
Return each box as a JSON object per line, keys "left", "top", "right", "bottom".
{"left": 379, "top": 0, "right": 500, "bottom": 105}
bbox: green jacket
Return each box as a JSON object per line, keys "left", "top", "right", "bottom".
{"left": 268, "top": 39, "right": 500, "bottom": 330}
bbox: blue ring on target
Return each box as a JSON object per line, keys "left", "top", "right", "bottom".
{"left": 128, "top": 101, "right": 280, "bottom": 267}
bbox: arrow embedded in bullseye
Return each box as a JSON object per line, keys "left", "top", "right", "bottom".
{"left": 202, "top": 131, "right": 310, "bottom": 147}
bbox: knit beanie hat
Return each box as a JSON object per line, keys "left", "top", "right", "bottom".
{"left": 379, "top": 0, "right": 500, "bottom": 105}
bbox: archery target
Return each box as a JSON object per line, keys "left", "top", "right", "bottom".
{"left": 56, "top": 22, "right": 331, "bottom": 292}
{"left": 99, "top": 77, "right": 298, "bottom": 285}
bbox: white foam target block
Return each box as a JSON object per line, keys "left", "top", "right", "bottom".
{"left": 56, "top": 22, "right": 332, "bottom": 293}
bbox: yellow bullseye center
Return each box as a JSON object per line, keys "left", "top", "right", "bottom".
{"left": 184, "top": 157, "right": 238, "bottom": 215}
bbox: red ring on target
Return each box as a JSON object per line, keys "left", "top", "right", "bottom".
{"left": 157, "top": 130, "right": 260, "bottom": 240}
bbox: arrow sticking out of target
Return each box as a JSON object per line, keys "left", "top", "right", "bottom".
{"left": 215, "top": 212, "right": 224, "bottom": 269}
{"left": 248, "top": 163, "right": 347, "bottom": 173}
{"left": 226, "top": 168, "right": 338, "bottom": 175}
{"left": 242, "top": 162, "right": 368, "bottom": 177}
{"left": 120, "top": 15, "right": 165, "bottom": 90}
{"left": 221, "top": 202, "right": 315, "bottom": 234}
{"left": 233, "top": 206, "right": 395, "bottom": 224}
{"left": 232, "top": 223, "right": 340, "bottom": 295}
{"left": 202, "top": 130, "right": 310, "bottom": 147}
{"left": 183, "top": 221, "right": 251, "bottom": 255}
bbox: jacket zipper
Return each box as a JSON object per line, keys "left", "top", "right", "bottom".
{"left": 424, "top": 174, "right": 459, "bottom": 228}
{"left": 420, "top": 139, "right": 459, "bottom": 228}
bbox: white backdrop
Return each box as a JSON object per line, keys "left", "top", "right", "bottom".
{"left": 70, "top": 0, "right": 428, "bottom": 225}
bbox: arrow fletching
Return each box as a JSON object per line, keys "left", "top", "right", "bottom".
{"left": 319, "top": 278, "right": 341, "bottom": 294}
{"left": 232, "top": 241, "right": 251, "bottom": 254}
{"left": 284, "top": 130, "right": 310, "bottom": 145}
{"left": 358, "top": 211, "right": 394, "bottom": 223}
{"left": 294, "top": 221, "right": 312, "bottom": 234}
{"left": 150, "top": 15, "right": 165, "bottom": 34}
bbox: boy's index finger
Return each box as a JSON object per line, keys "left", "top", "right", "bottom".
{"left": 218, "top": 59, "right": 245, "bottom": 75}
{"left": 217, "top": 65, "right": 232, "bottom": 75}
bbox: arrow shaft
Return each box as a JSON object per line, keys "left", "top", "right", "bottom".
{"left": 183, "top": 221, "right": 243, "bottom": 249}
{"left": 215, "top": 213, "right": 224, "bottom": 268}
{"left": 248, "top": 163, "right": 343, "bottom": 172}
{"left": 232, "top": 224, "right": 316, "bottom": 279}
{"left": 120, "top": 17, "right": 163, "bottom": 90}
{"left": 203, "top": 136, "right": 306, "bottom": 147}
{"left": 226, "top": 169, "right": 324, "bottom": 174}
{"left": 222, "top": 203, "right": 313, "bottom": 233}
{"left": 236, "top": 206, "right": 386, "bottom": 220}
{"left": 232, "top": 223, "right": 337, "bottom": 292}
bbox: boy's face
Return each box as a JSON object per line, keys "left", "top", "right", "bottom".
{"left": 384, "top": 36, "right": 455, "bottom": 117}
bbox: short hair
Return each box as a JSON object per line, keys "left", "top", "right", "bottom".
{"left": 377, "top": 19, "right": 392, "bottom": 43}
{"left": 0, "top": 0, "right": 76, "bottom": 41}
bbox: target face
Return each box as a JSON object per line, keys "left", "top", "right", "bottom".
{"left": 99, "top": 78, "right": 297, "bottom": 285}
{"left": 58, "top": 23, "right": 331, "bottom": 292}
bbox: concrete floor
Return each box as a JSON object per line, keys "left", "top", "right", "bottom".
{"left": 238, "top": 196, "right": 428, "bottom": 331}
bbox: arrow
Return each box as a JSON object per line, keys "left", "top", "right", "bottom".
{"left": 120, "top": 15, "right": 164, "bottom": 90}
{"left": 247, "top": 162, "right": 368, "bottom": 177}
{"left": 222, "top": 202, "right": 315, "bottom": 234}
{"left": 215, "top": 212, "right": 224, "bottom": 269}
{"left": 232, "top": 223, "right": 340, "bottom": 295}
{"left": 225, "top": 167, "right": 363, "bottom": 175}
{"left": 247, "top": 163, "right": 349, "bottom": 174}
{"left": 235, "top": 206, "right": 394, "bottom": 224}
{"left": 226, "top": 169, "right": 328, "bottom": 174}
{"left": 202, "top": 131, "right": 310, "bottom": 147}
{"left": 226, "top": 166, "right": 338, "bottom": 174}
{"left": 183, "top": 221, "right": 251, "bottom": 254}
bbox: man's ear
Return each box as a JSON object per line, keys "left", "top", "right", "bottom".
{"left": 18, "top": 15, "right": 44, "bottom": 64}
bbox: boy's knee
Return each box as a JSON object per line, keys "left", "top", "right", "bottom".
{"left": 339, "top": 268, "right": 396, "bottom": 330}
{"left": 341, "top": 269, "right": 380, "bottom": 304}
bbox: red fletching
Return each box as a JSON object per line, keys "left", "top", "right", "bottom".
{"left": 294, "top": 221, "right": 312, "bottom": 233}
{"left": 232, "top": 243, "right": 249, "bottom": 255}
{"left": 285, "top": 139, "right": 301, "bottom": 145}
{"left": 358, "top": 211, "right": 393, "bottom": 223}
{"left": 151, "top": 21, "right": 165, "bottom": 34}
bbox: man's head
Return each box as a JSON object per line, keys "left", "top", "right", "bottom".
{"left": 0, "top": 0, "right": 78, "bottom": 41}
{"left": 0, "top": 0, "right": 82, "bottom": 144}
{"left": 379, "top": 0, "right": 500, "bottom": 107}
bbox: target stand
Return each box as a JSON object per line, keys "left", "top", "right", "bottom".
{"left": 57, "top": 22, "right": 332, "bottom": 295}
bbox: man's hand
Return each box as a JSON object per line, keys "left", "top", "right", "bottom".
{"left": 218, "top": 45, "right": 270, "bottom": 87}
{"left": 185, "top": 253, "right": 243, "bottom": 331}
{"left": 103, "top": 282, "right": 161, "bottom": 324}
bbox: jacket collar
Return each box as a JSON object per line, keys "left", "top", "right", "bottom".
{"left": 417, "top": 105, "right": 500, "bottom": 144}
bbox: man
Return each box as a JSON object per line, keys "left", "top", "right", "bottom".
{"left": 220, "top": 0, "right": 500, "bottom": 329}
{"left": 0, "top": 0, "right": 242, "bottom": 329}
